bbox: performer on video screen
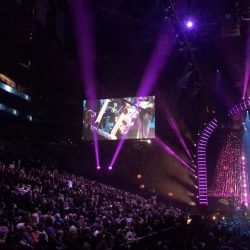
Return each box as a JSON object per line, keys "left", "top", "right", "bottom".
{"left": 136, "top": 96, "right": 154, "bottom": 139}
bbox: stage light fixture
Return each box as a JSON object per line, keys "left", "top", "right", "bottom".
{"left": 97, "top": 166, "right": 100, "bottom": 170}
{"left": 137, "top": 174, "right": 142, "bottom": 179}
{"left": 147, "top": 139, "right": 151, "bottom": 144}
{"left": 186, "top": 20, "right": 194, "bottom": 29}
{"left": 108, "top": 166, "right": 112, "bottom": 170}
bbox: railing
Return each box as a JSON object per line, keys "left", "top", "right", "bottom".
{"left": 113, "top": 225, "right": 176, "bottom": 250}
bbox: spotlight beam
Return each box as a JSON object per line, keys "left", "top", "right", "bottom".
{"left": 109, "top": 23, "right": 175, "bottom": 169}
{"left": 109, "top": 136, "right": 126, "bottom": 170}
{"left": 158, "top": 92, "right": 192, "bottom": 160}
{"left": 136, "top": 23, "right": 175, "bottom": 97}
{"left": 156, "top": 137, "right": 194, "bottom": 173}
{"left": 72, "top": 0, "right": 97, "bottom": 98}
{"left": 243, "top": 25, "right": 250, "bottom": 99}
{"left": 72, "top": 0, "right": 100, "bottom": 168}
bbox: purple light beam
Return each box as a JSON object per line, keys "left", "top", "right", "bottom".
{"left": 243, "top": 23, "right": 250, "bottom": 99}
{"left": 110, "top": 23, "right": 175, "bottom": 169}
{"left": 158, "top": 92, "right": 192, "bottom": 160}
{"left": 137, "top": 24, "right": 175, "bottom": 97}
{"left": 109, "top": 136, "right": 126, "bottom": 170}
{"left": 72, "top": 0, "right": 96, "bottom": 99}
{"left": 72, "top": 0, "right": 100, "bottom": 168}
{"left": 156, "top": 136, "right": 194, "bottom": 173}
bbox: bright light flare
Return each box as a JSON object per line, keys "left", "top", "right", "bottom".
{"left": 186, "top": 20, "right": 194, "bottom": 29}
{"left": 137, "top": 174, "right": 142, "bottom": 179}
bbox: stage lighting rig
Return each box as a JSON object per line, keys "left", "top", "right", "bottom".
{"left": 162, "top": 0, "right": 203, "bottom": 87}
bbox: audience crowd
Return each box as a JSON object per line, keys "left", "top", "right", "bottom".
{"left": 0, "top": 157, "right": 250, "bottom": 249}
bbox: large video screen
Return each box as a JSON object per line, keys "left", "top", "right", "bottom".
{"left": 83, "top": 96, "right": 155, "bottom": 140}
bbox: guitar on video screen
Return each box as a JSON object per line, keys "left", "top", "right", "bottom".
{"left": 117, "top": 106, "right": 137, "bottom": 135}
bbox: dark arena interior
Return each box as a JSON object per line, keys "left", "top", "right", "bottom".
{"left": 1, "top": 0, "right": 250, "bottom": 249}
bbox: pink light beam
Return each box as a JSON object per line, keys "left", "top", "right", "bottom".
{"left": 156, "top": 136, "right": 194, "bottom": 173}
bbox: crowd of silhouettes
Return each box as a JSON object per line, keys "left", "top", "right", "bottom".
{"left": 1, "top": 145, "right": 250, "bottom": 249}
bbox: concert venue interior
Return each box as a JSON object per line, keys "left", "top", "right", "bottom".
{"left": 1, "top": 0, "right": 250, "bottom": 249}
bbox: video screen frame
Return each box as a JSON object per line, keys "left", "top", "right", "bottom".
{"left": 82, "top": 96, "right": 155, "bottom": 140}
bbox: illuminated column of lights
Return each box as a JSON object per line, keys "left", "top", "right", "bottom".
{"left": 211, "top": 130, "right": 246, "bottom": 208}
{"left": 241, "top": 155, "right": 249, "bottom": 207}
{"left": 197, "top": 118, "right": 218, "bottom": 205}
{"left": 243, "top": 112, "right": 250, "bottom": 207}
{"left": 228, "top": 99, "right": 250, "bottom": 116}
